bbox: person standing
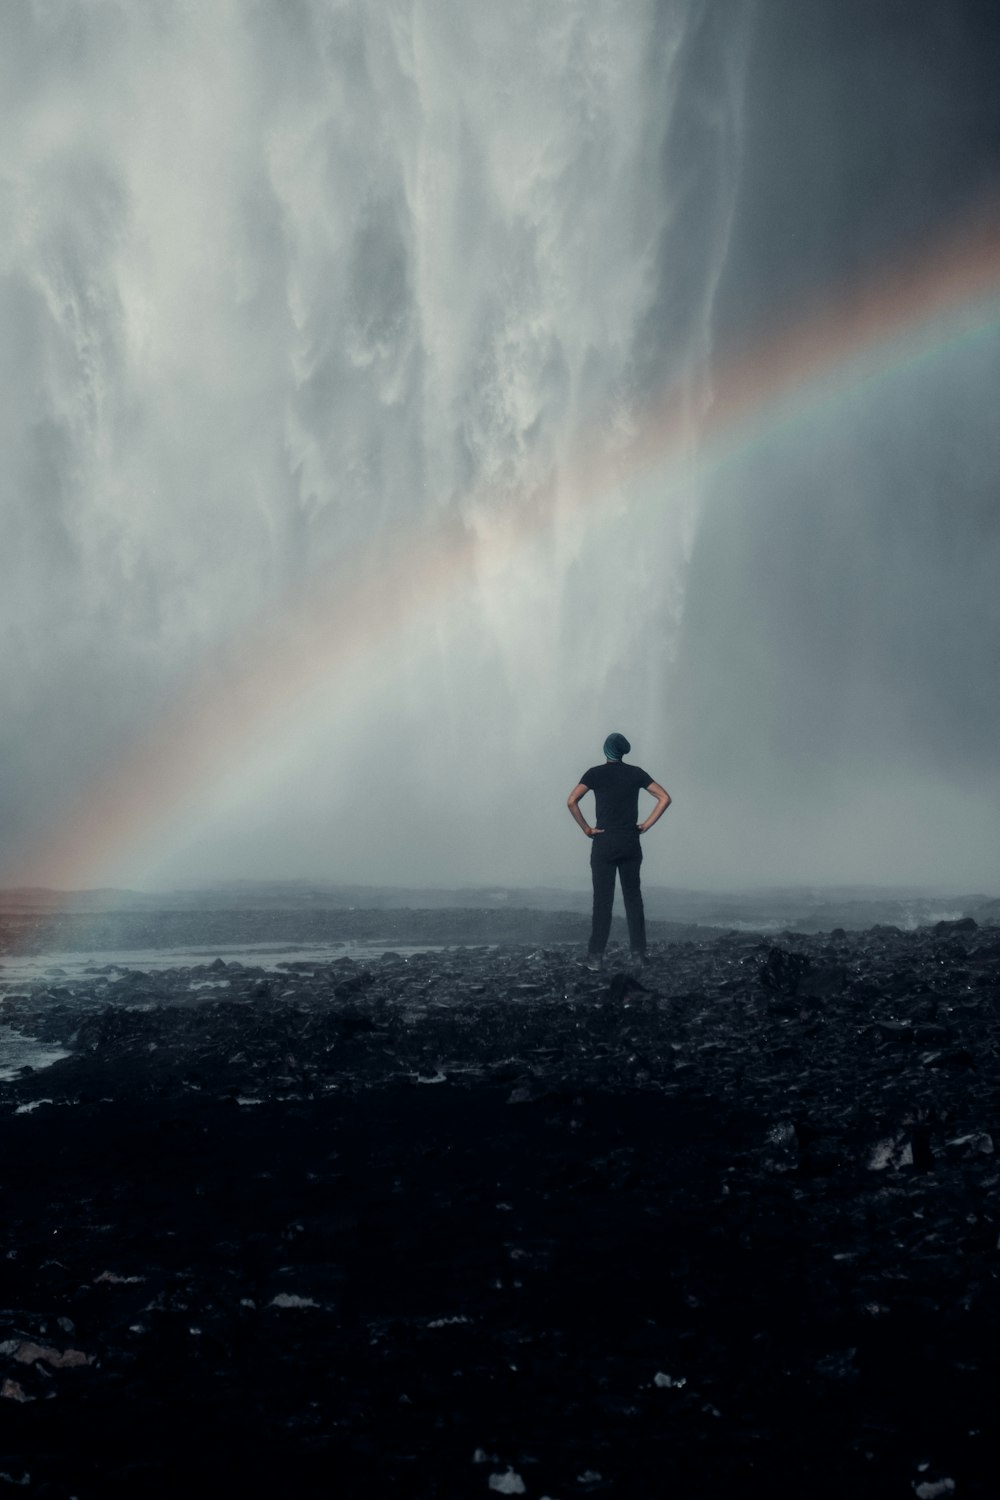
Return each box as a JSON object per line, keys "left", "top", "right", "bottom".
{"left": 567, "top": 733, "right": 671, "bottom": 969}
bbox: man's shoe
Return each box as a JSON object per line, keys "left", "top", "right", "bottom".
{"left": 630, "top": 952, "right": 648, "bottom": 971}
{"left": 584, "top": 954, "right": 603, "bottom": 972}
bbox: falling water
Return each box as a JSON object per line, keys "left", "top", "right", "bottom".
{"left": 1, "top": 2, "right": 750, "bottom": 889}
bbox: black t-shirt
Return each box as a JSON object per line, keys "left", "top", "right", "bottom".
{"left": 580, "top": 762, "right": 654, "bottom": 830}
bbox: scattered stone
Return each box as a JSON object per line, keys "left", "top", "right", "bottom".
{"left": 488, "top": 1469, "right": 527, "bottom": 1494}
{"left": 0, "top": 1380, "right": 33, "bottom": 1403}
{"left": 868, "top": 1136, "right": 914, "bottom": 1171}
{"left": 946, "top": 1131, "right": 993, "bottom": 1154}
{"left": 12, "top": 1343, "right": 93, "bottom": 1369}
{"left": 758, "top": 947, "right": 812, "bottom": 996}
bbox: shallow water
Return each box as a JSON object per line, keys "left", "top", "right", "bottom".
{"left": 0, "top": 938, "right": 447, "bottom": 987}
{"left": 0, "top": 939, "right": 451, "bottom": 1080}
{"left": 0, "top": 1030, "right": 71, "bottom": 1082}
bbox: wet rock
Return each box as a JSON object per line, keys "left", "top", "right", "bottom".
{"left": 506, "top": 1078, "right": 556, "bottom": 1105}
{"left": 487, "top": 1469, "right": 527, "bottom": 1494}
{"left": 945, "top": 1130, "right": 993, "bottom": 1155}
{"left": 877, "top": 1020, "right": 915, "bottom": 1041}
{"left": 796, "top": 965, "right": 846, "bottom": 1000}
{"left": 605, "top": 973, "right": 650, "bottom": 1003}
{"left": 911, "top": 1023, "right": 952, "bottom": 1046}
{"left": 758, "top": 947, "right": 811, "bottom": 996}
{"left": 913, "top": 1479, "right": 956, "bottom": 1500}
{"left": 0, "top": 1379, "right": 33, "bottom": 1403}
{"left": 0, "top": 918, "right": 998, "bottom": 1494}
{"left": 333, "top": 971, "right": 376, "bottom": 1001}
{"left": 9, "top": 1342, "right": 92, "bottom": 1369}
{"left": 933, "top": 917, "right": 977, "bottom": 934}
{"left": 881, "top": 968, "right": 925, "bottom": 998}
{"left": 868, "top": 1133, "right": 915, "bottom": 1171}
{"left": 922, "top": 1048, "right": 976, "bottom": 1069}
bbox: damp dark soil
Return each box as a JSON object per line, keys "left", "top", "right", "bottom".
{"left": 1, "top": 917, "right": 999, "bottom": 1498}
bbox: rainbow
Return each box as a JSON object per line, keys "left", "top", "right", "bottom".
{"left": 8, "top": 196, "right": 1000, "bottom": 900}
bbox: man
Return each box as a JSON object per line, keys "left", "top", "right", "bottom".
{"left": 567, "top": 733, "right": 671, "bottom": 970}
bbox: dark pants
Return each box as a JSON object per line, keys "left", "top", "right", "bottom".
{"left": 588, "top": 831, "right": 646, "bottom": 956}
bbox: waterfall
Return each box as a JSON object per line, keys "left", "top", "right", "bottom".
{"left": 1, "top": 1, "right": 750, "bottom": 888}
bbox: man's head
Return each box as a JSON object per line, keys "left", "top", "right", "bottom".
{"left": 603, "top": 732, "right": 631, "bottom": 761}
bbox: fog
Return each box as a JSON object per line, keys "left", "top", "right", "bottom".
{"left": 2, "top": 1, "right": 998, "bottom": 898}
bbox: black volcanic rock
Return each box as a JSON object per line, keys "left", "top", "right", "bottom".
{"left": 0, "top": 922, "right": 999, "bottom": 1496}
{"left": 757, "top": 945, "right": 811, "bottom": 995}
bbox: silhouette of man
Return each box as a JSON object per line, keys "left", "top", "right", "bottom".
{"left": 567, "top": 733, "right": 671, "bottom": 970}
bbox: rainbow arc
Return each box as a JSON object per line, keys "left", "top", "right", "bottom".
{"left": 9, "top": 198, "right": 1000, "bottom": 899}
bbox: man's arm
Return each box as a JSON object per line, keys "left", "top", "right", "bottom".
{"left": 567, "top": 783, "right": 602, "bottom": 837}
{"left": 638, "top": 781, "right": 671, "bottom": 833}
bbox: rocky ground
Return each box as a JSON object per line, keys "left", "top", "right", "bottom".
{"left": 0, "top": 915, "right": 999, "bottom": 1497}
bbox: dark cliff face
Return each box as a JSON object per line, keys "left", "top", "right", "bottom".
{"left": 667, "top": 0, "right": 1000, "bottom": 887}
{"left": 717, "top": 0, "right": 1000, "bottom": 339}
